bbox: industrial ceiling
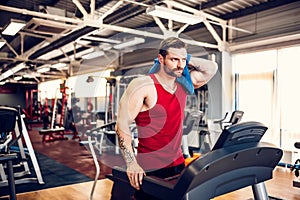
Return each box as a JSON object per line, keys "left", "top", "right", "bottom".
{"left": 0, "top": 0, "right": 299, "bottom": 84}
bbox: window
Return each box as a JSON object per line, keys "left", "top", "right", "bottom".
{"left": 234, "top": 46, "right": 300, "bottom": 152}
{"left": 233, "top": 50, "right": 278, "bottom": 145}
{"left": 278, "top": 46, "right": 300, "bottom": 150}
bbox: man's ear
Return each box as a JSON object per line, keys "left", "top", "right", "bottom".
{"left": 157, "top": 54, "right": 164, "bottom": 64}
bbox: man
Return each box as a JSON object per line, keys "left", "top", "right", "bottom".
{"left": 115, "top": 37, "right": 218, "bottom": 198}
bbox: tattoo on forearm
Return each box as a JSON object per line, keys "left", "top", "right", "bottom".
{"left": 117, "top": 131, "right": 135, "bottom": 164}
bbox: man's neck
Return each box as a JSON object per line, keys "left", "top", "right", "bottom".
{"left": 155, "top": 72, "right": 177, "bottom": 93}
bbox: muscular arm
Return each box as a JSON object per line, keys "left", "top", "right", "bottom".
{"left": 115, "top": 76, "right": 154, "bottom": 190}
{"left": 188, "top": 57, "right": 218, "bottom": 88}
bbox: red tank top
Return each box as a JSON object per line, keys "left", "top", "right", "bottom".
{"left": 135, "top": 74, "right": 187, "bottom": 171}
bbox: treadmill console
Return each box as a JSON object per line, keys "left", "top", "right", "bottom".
{"left": 212, "top": 121, "right": 268, "bottom": 150}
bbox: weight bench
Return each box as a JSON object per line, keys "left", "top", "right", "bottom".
{"left": 39, "top": 127, "right": 67, "bottom": 143}
{"left": 107, "top": 121, "right": 283, "bottom": 200}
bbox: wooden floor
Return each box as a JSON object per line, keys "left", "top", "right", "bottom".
{"left": 2, "top": 167, "right": 300, "bottom": 200}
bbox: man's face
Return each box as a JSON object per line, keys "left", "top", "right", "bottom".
{"left": 159, "top": 47, "right": 187, "bottom": 78}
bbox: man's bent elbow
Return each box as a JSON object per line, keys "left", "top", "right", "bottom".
{"left": 211, "top": 62, "right": 218, "bottom": 75}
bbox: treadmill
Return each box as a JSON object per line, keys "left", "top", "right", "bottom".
{"left": 107, "top": 121, "right": 283, "bottom": 200}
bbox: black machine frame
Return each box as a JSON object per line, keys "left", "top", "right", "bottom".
{"left": 107, "top": 121, "right": 283, "bottom": 200}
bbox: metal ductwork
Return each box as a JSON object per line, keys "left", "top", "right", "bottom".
{"left": 28, "top": 26, "right": 97, "bottom": 60}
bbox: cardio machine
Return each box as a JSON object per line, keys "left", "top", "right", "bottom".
{"left": 196, "top": 110, "right": 244, "bottom": 154}
{"left": 292, "top": 142, "right": 300, "bottom": 188}
{"left": 107, "top": 121, "right": 283, "bottom": 200}
{"left": 213, "top": 110, "right": 244, "bottom": 130}
{"left": 0, "top": 106, "right": 44, "bottom": 199}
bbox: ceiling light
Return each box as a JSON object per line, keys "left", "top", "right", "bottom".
{"left": 0, "top": 40, "right": 5, "bottom": 49}
{"left": 13, "top": 76, "right": 22, "bottom": 81}
{"left": 51, "top": 63, "right": 67, "bottom": 69}
{"left": 0, "top": 63, "right": 26, "bottom": 81}
{"left": 113, "top": 37, "right": 145, "bottom": 49}
{"left": 82, "top": 50, "right": 104, "bottom": 59}
{"left": 0, "top": 70, "right": 13, "bottom": 81}
{"left": 23, "top": 74, "right": 33, "bottom": 78}
{"left": 2, "top": 19, "right": 26, "bottom": 36}
{"left": 146, "top": 5, "right": 203, "bottom": 25}
{"left": 23, "top": 72, "right": 40, "bottom": 79}
{"left": 11, "top": 63, "right": 26, "bottom": 73}
{"left": 37, "top": 67, "right": 50, "bottom": 73}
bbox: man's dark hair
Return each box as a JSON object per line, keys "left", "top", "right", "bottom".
{"left": 159, "top": 37, "right": 186, "bottom": 58}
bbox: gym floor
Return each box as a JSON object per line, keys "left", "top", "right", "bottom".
{"left": 1, "top": 124, "right": 300, "bottom": 200}
{"left": 5, "top": 168, "right": 300, "bottom": 200}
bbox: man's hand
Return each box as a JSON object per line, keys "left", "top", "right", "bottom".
{"left": 127, "top": 162, "right": 146, "bottom": 190}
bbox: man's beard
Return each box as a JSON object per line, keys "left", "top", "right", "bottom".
{"left": 163, "top": 63, "right": 183, "bottom": 78}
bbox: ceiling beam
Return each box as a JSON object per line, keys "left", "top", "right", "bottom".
{"left": 0, "top": 5, "right": 219, "bottom": 49}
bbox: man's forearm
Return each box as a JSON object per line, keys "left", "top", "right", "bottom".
{"left": 189, "top": 57, "right": 218, "bottom": 74}
{"left": 116, "top": 127, "right": 137, "bottom": 166}
{"left": 188, "top": 57, "right": 218, "bottom": 88}
{"left": 118, "top": 133, "right": 135, "bottom": 165}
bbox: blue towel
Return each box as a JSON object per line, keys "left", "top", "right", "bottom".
{"left": 148, "top": 54, "right": 194, "bottom": 95}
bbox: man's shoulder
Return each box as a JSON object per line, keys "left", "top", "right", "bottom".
{"left": 123, "top": 75, "right": 155, "bottom": 100}
{"left": 129, "top": 75, "right": 153, "bottom": 85}
{"left": 124, "top": 75, "right": 155, "bottom": 95}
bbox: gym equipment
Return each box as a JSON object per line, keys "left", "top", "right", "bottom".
{"left": 81, "top": 121, "right": 117, "bottom": 200}
{"left": 85, "top": 121, "right": 141, "bottom": 200}
{"left": 39, "top": 87, "right": 69, "bottom": 143}
{"left": 197, "top": 110, "right": 244, "bottom": 152}
{"left": 25, "top": 89, "right": 42, "bottom": 122}
{"left": 181, "top": 110, "right": 202, "bottom": 158}
{"left": 39, "top": 127, "right": 66, "bottom": 143}
{"left": 84, "top": 121, "right": 117, "bottom": 155}
{"left": 107, "top": 121, "right": 282, "bottom": 200}
{"left": 105, "top": 77, "right": 116, "bottom": 124}
{"left": 59, "top": 81, "right": 69, "bottom": 128}
{"left": 195, "top": 85, "right": 208, "bottom": 127}
{"left": 65, "top": 102, "right": 82, "bottom": 141}
{"left": 0, "top": 106, "right": 44, "bottom": 197}
{"left": 0, "top": 154, "right": 17, "bottom": 200}
{"left": 292, "top": 142, "right": 300, "bottom": 188}
{"left": 0, "top": 106, "right": 18, "bottom": 200}
{"left": 213, "top": 110, "right": 244, "bottom": 130}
